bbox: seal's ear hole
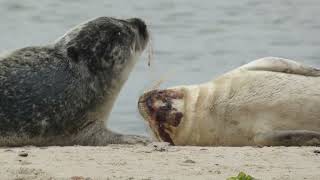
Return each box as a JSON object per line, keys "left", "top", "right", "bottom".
{"left": 67, "top": 46, "right": 79, "bottom": 62}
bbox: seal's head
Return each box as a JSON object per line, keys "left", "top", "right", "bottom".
{"left": 55, "top": 17, "right": 149, "bottom": 75}
{"left": 138, "top": 88, "right": 186, "bottom": 145}
{"left": 53, "top": 17, "right": 150, "bottom": 135}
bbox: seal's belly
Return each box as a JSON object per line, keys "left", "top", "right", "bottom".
{"left": 215, "top": 71, "right": 320, "bottom": 145}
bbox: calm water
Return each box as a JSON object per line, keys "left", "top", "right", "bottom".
{"left": 0, "top": 0, "right": 320, "bottom": 136}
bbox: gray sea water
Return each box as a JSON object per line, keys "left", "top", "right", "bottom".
{"left": 0, "top": 0, "right": 320, "bottom": 136}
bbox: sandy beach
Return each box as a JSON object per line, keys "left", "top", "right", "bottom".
{"left": 0, "top": 144, "right": 319, "bottom": 180}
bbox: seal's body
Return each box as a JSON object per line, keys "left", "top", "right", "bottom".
{"left": 138, "top": 57, "right": 320, "bottom": 146}
{"left": 0, "top": 17, "right": 149, "bottom": 146}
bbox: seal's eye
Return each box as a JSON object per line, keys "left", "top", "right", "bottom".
{"left": 159, "top": 103, "right": 172, "bottom": 111}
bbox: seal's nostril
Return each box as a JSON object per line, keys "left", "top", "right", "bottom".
{"left": 126, "top": 18, "right": 148, "bottom": 39}
{"left": 128, "top": 18, "right": 146, "bottom": 30}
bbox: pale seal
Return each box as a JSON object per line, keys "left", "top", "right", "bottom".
{"left": 138, "top": 57, "right": 320, "bottom": 146}
{"left": 0, "top": 17, "right": 150, "bottom": 146}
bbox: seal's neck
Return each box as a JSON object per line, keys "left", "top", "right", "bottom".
{"left": 173, "top": 82, "right": 217, "bottom": 145}
{"left": 88, "top": 54, "right": 140, "bottom": 126}
{"left": 168, "top": 84, "right": 200, "bottom": 145}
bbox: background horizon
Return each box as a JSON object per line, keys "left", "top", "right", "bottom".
{"left": 1, "top": 0, "right": 319, "bottom": 136}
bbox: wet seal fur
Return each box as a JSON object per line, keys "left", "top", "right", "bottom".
{"left": 139, "top": 57, "right": 320, "bottom": 146}
{"left": 0, "top": 17, "right": 150, "bottom": 146}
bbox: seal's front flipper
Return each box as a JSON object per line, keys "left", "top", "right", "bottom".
{"left": 119, "top": 134, "right": 152, "bottom": 145}
{"left": 254, "top": 130, "right": 320, "bottom": 146}
{"left": 72, "top": 122, "right": 152, "bottom": 146}
{"left": 240, "top": 57, "right": 320, "bottom": 77}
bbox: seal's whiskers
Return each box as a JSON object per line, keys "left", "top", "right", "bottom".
{"left": 147, "top": 33, "right": 154, "bottom": 67}
{"left": 144, "top": 70, "right": 176, "bottom": 92}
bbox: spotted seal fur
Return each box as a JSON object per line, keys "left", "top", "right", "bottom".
{"left": 0, "top": 17, "right": 149, "bottom": 146}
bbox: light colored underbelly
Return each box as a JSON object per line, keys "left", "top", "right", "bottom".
{"left": 212, "top": 71, "right": 320, "bottom": 145}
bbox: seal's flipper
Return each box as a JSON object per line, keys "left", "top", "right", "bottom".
{"left": 240, "top": 57, "right": 320, "bottom": 77}
{"left": 254, "top": 130, "right": 320, "bottom": 146}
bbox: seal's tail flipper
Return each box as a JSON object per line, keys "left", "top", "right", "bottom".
{"left": 254, "top": 130, "right": 320, "bottom": 146}
{"left": 239, "top": 57, "right": 320, "bottom": 77}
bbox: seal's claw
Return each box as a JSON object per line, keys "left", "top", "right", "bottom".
{"left": 121, "top": 135, "right": 152, "bottom": 145}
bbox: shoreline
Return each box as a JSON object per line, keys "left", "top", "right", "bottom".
{"left": 1, "top": 144, "right": 319, "bottom": 180}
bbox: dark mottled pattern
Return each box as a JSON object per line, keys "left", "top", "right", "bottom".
{"left": 63, "top": 17, "right": 146, "bottom": 74}
{"left": 0, "top": 47, "right": 91, "bottom": 137}
{"left": 0, "top": 17, "right": 148, "bottom": 139}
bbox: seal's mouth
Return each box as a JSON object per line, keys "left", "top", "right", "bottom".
{"left": 125, "top": 18, "right": 149, "bottom": 52}
{"left": 138, "top": 89, "right": 184, "bottom": 145}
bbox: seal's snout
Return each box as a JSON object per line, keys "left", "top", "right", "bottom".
{"left": 127, "top": 18, "right": 147, "bottom": 37}
{"left": 126, "top": 18, "right": 149, "bottom": 50}
{"left": 138, "top": 89, "right": 185, "bottom": 145}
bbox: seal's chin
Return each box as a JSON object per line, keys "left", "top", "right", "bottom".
{"left": 138, "top": 89, "right": 185, "bottom": 145}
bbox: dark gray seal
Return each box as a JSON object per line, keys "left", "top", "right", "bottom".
{"left": 0, "top": 17, "right": 149, "bottom": 146}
